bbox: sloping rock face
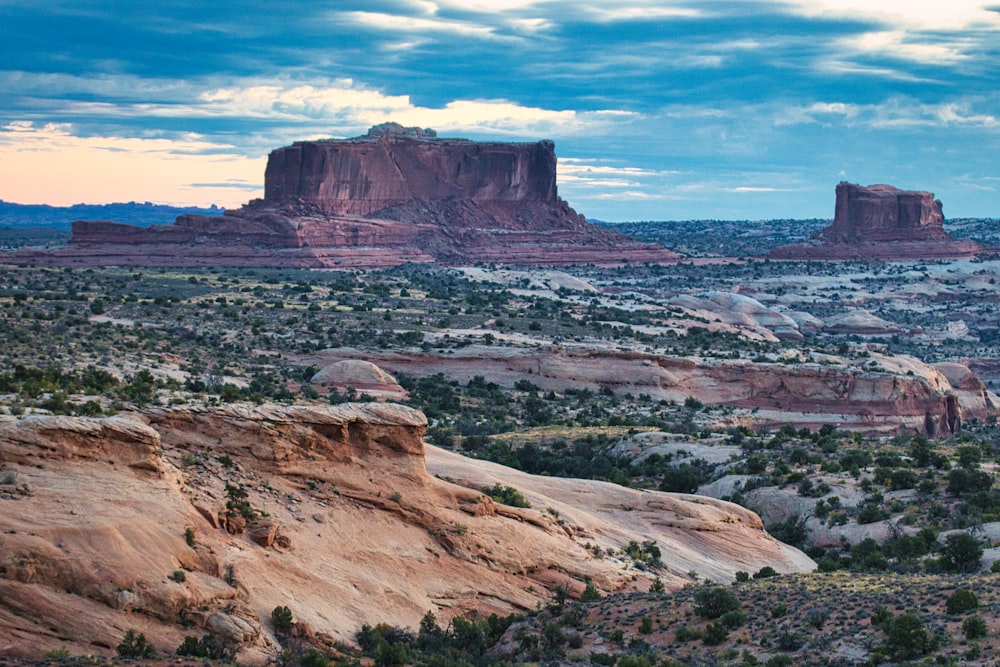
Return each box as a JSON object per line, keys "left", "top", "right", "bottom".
{"left": 771, "top": 182, "right": 989, "bottom": 260}
{"left": 0, "top": 403, "right": 809, "bottom": 660}
{"left": 6, "top": 125, "right": 676, "bottom": 268}
{"left": 312, "top": 347, "right": 999, "bottom": 435}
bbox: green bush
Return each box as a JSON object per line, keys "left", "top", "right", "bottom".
{"left": 884, "top": 613, "right": 934, "bottom": 661}
{"left": 481, "top": 483, "right": 531, "bottom": 508}
{"left": 272, "top": 605, "right": 294, "bottom": 634}
{"left": 946, "top": 589, "right": 979, "bottom": 615}
{"left": 702, "top": 622, "right": 728, "bottom": 646}
{"left": 694, "top": 586, "right": 741, "bottom": 619}
{"left": 116, "top": 629, "right": 156, "bottom": 658}
{"left": 940, "top": 533, "right": 983, "bottom": 573}
{"left": 963, "top": 615, "right": 988, "bottom": 640}
{"left": 176, "top": 634, "right": 230, "bottom": 659}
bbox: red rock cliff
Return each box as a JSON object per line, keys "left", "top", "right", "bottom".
{"left": 770, "top": 182, "right": 988, "bottom": 260}
{"left": 8, "top": 124, "right": 677, "bottom": 267}
{"left": 820, "top": 182, "right": 947, "bottom": 243}
{"left": 265, "top": 124, "right": 558, "bottom": 216}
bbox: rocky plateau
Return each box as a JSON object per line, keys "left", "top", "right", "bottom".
{"left": 0, "top": 403, "right": 811, "bottom": 660}
{"left": 5, "top": 124, "right": 675, "bottom": 268}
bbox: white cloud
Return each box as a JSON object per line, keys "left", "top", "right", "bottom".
{"left": 775, "top": 98, "right": 1000, "bottom": 129}
{"left": 583, "top": 4, "right": 704, "bottom": 22}
{"left": 835, "top": 30, "right": 972, "bottom": 65}
{"left": 778, "top": 0, "right": 1000, "bottom": 31}
{"left": 332, "top": 11, "right": 515, "bottom": 41}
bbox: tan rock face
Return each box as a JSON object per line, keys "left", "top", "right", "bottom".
{"left": 0, "top": 402, "right": 810, "bottom": 660}
{"left": 314, "top": 347, "right": 999, "bottom": 435}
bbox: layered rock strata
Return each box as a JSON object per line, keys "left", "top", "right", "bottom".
{"left": 0, "top": 402, "right": 809, "bottom": 660}
{"left": 309, "top": 347, "right": 999, "bottom": 435}
{"left": 6, "top": 124, "right": 676, "bottom": 267}
{"left": 771, "top": 182, "right": 989, "bottom": 260}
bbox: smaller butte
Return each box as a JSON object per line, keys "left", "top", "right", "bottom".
{"left": 771, "top": 182, "right": 991, "bottom": 260}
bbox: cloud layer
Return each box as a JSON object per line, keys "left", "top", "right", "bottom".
{"left": 0, "top": 0, "right": 997, "bottom": 218}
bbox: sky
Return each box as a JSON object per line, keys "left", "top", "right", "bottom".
{"left": 0, "top": 1, "right": 998, "bottom": 221}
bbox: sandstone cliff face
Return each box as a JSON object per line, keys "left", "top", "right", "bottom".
{"left": 771, "top": 182, "right": 989, "bottom": 260}
{"left": 0, "top": 403, "right": 809, "bottom": 660}
{"left": 824, "top": 182, "right": 946, "bottom": 244}
{"left": 313, "top": 347, "right": 999, "bottom": 435}
{"left": 264, "top": 132, "right": 557, "bottom": 216}
{"left": 7, "top": 125, "right": 676, "bottom": 267}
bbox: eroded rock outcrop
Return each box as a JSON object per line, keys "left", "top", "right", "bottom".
{"left": 314, "top": 347, "right": 999, "bottom": 435}
{"left": 771, "top": 182, "right": 990, "bottom": 260}
{"left": 6, "top": 125, "right": 676, "bottom": 268}
{"left": 0, "top": 402, "right": 808, "bottom": 660}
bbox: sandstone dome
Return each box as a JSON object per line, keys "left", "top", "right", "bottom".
{"left": 311, "top": 360, "right": 399, "bottom": 387}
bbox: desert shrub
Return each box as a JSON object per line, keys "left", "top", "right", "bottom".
{"left": 884, "top": 613, "right": 934, "bottom": 661}
{"left": 771, "top": 603, "right": 788, "bottom": 619}
{"left": 946, "top": 589, "right": 979, "bottom": 614}
{"left": 753, "top": 566, "right": 778, "bottom": 579}
{"left": 225, "top": 483, "right": 256, "bottom": 520}
{"left": 694, "top": 586, "right": 741, "bottom": 619}
{"left": 947, "top": 468, "right": 993, "bottom": 495}
{"left": 805, "top": 609, "right": 830, "bottom": 629}
{"left": 775, "top": 630, "right": 803, "bottom": 651}
{"left": 176, "top": 634, "right": 231, "bottom": 659}
{"left": 734, "top": 570, "right": 750, "bottom": 582}
{"left": 617, "top": 656, "right": 653, "bottom": 667}
{"left": 591, "top": 652, "right": 617, "bottom": 665}
{"left": 581, "top": 582, "right": 602, "bottom": 601}
{"left": 168, "top": 569, "right": 186, "bottom": 583}
{"left": 963, "top": 615, "right": 988, "bottom": 640}
{"left": 939, "top": 533, "right": 983, "bottom": 573}
{"left": 768, "top": 516, "right": 806, "bottom": 546}
{"left": 481, "top": 483, "right": 531, "bottom": 508}
{"left": 638, "top": 617, "right": 653, "bottom": 634}
{"left": 720, "top": 609, "right": 747, "bottom": 629}
{"left": 765, "top": 656, "right": 792, "bottom": 667}
{"left": 116, "top": 629, "right": 156, "bottom": 658}
{"left": 272, "top": 605, "right": 294, "bottom": 634}
{"left": 702, "top": 622, "right": 728, "bottom": 646}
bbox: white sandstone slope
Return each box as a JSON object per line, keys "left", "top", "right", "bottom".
{"left": 0, "top": 404, "right": 812, "bottom": 661}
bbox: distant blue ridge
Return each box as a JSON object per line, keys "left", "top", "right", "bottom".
{"left": 0, "top": 200, "right": 223, "bottom": 230}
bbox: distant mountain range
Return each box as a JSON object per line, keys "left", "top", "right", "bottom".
{"left": 0, "top": 200, "right": 222, "bottom": 230}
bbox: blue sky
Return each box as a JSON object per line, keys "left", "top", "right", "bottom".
{"left": 1, "top": 0, "right": 998, "bottom": 220}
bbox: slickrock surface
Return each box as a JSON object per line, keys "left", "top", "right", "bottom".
{"left": 5, "top": 124, "right": 676, "bottom": 268}
{"left": 310, "top": 347, "right": 998, "bottom": 435}
{"left": 771, "top": 182, "right": 990, "bottom": 260}
{"left": 0, "top": 403, "right": 809, "bottom": 660}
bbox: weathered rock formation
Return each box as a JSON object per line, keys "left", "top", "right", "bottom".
{"left": 771, "top": 182, "right": 989, "bottom": 260}
{"left": 0, "top": 402, "right": 810, "bottom": 660}
{"left": 309, "top": 347, "right": 999, "bottom": 435}
{"left": 264, "top": 122, "right": 557, "bottom": 216}
{"left": 6, "top": 124, "right": 676, "bottom": 268}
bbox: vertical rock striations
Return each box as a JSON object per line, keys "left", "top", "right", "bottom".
{"left": 7, "top": 124, "right": 676, "bottom": 267}
{"left": 771, "top": 182, "right": 989, "bottom": 260}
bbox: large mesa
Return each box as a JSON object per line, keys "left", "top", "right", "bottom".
{"left": 8, "top": 124, "right": 676, "bottom": 268}
{"left": 771, "top": 182, "right": 989, "bottom": 260}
